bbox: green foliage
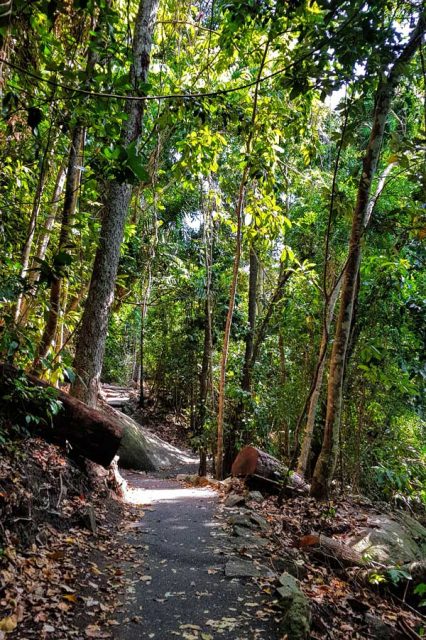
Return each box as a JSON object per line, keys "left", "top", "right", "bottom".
{"left": 0, "top": 0, "right": 424, "bottom": 510}
{"left": 0, "top": 370, "right": 62, "bottom": 446}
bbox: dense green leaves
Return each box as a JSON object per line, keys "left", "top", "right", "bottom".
{"left": 0, "top": 0, "right": 424, "bottom": 504}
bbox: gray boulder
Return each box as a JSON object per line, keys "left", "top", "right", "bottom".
{"left": 348, "top": 512, "right": 426, "bottom": 565}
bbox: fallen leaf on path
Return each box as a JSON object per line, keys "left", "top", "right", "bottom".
{"left": 85, "top": 624, "right": 111, "bottom": 638}
{"left": 0, "top": 616, "right": 17, "bottom": 633}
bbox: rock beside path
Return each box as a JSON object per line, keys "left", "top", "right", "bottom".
{"left": 347, "top": 511, "right": 426, "bottom": 565}
{"left": 224, "top": 559, "right": 275, "bottom": 578}
{"left": 277, "top": 572, "right": 311, "bottom": 640}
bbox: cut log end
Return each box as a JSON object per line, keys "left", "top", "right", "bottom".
{"left": 231, "top": 445, "right": 309, "bottom": 495}
{"left": 231, "top": 445, "right": 260, "bottom": 477}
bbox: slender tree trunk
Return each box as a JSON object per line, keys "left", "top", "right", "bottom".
{"left": 297, "top": 141, "right": 397, "bottom": 477}
{"left": 242, "top": 246, "right": 258, "bottom": 394}
{"left": 139, "top": 265, "right": 152, "bottom": 407}
{"left": 297, "top": 276, "right": 342, "bottom": 476}
{"left": 17, "top": 162, "right": 67, "bottom": 326}
{"left": 215, "top": 39, "right": 270, "bottom": 479}
{"left": 278, "top": 330, "right": 290, "bottom": 459}
{"left": 32, "top": 126, "right": 84, "bottom": 372}
{"left": 71, "top": 0, "right": 160, "bottom": 406}
{"left": 196, "top": 200, "right": 213, "bottom": 476}
{"left": 310, "top": 15, "right": 425, "bottom": 500}
{"left": 251, "top": 263, "right": 292, "bottom": 369}
{"left": 14, "top": 136, "right": 56, "bottom": 323}
{"left": 34, "top": 163, "right": 67, "bottom": 272}
{"left": 223, "top": 244, "right": 259, "bottom": 474}
{"left": 216, "top": 171, "right": 247, "bottom": 479}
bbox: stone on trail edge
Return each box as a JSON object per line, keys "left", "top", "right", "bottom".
{"left": 277, "top": 572, "right": 311, "bottom": 640}
{"left": 224, "top": 493, "right": 245, "bottom": 508}
{"left": 224, "top": 559, "right": 275, "bottom": 578}
{"left": 347, "top": 511, "right": 426, "bottom": 565}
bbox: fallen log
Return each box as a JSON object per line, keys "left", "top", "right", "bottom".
{"left": 0, "top": 363, "right": 123, "bottom": 467}
{"left": 231, "top": 446, "right": 309, "bottom": 494}
{"left": 300, "top": 533, "right": 367, "bottom": 567}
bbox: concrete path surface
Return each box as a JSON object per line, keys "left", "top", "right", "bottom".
{"left": 113, "top": 473, "right": 281, "bottom": 640}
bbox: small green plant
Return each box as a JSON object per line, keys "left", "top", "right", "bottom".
{"left": 414, "top": 583, "right": 426, "bottom": 608}
{"left": 321, "top": 503, "right": 337, "bottom": 519}
{"left": 368, "top": 572, "right": 388, "bottom": 585}
{"left": 387, "top": 568, "right": 412, "bottom": 585}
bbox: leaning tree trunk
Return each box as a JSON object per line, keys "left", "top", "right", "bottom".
{"left": 14, "top": 131, "right": 56, "bottom": 324}
{"left": 297, "top": 159, "right": 397, "bottom": 477}
{"left": 297, "top": 275, "right": 342, "bottom": 476}
{"left": 71, "top": 0, "right": 160, "bottom": 406}
{"left": 216, "top": 172, "right": 246, "bottom": 479}
{"left": 310, "top": 14, "right": 425, "bottom": 500}
{"left": 18, "top": 162, "right": 67, "bottom": 326}
{"left": 242, "top": 245, "right": 258, "bottom": 394}
{"left": 0, "top": 363, "right": 123, "bottom": 466}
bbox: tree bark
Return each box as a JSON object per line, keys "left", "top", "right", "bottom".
{"left": 251, "top": 262, "right": 292, "bottom": 369}
{"left": 310, "top": 14, "right": 425, "bottom": 500}
{"left": 223, "top": 244, "right": 259, "bottom": 474}
{"left": 297, "top": 275, "right": 342, "bottom": 476}
{"left": 14, "top": 134, "right": 56, "bottom": 324}
{"left": 71, "top": 0, "right": 160, "bottom": 406}
{"left": 231, "top": 445, "right": 309, "bottom": 493}
{"left": 242, "top": 245, "right": 258, "bottom": 393}
{"left": 215, "top": 39, "right": 270, "bottom": 479}
{"left": 18, "top": 162, "right": 67, "bottom": 326}
{"left": 216, "top": 170, "right": 246, "bottom": 479}
{"left": 297, "top": 145, "right": 397, "bottom": 477}
{"left": 0, "top": 363, "right": 123, "bottom": 466}
{"left": 32, "top": 126, "right": 84, "bottom": 372}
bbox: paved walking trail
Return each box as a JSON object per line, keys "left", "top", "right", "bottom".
{"left": 113, "top": 472, "right": 281, "bottom": 640}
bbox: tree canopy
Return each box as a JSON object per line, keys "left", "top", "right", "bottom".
{"left": 1, "top": 0, "right": 425, "bottom": 502}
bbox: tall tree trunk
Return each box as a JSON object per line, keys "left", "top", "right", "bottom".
{"left": 223, "top": 244, "right": 258, "bottom": 475}
{"left": 32, "top": 126, "right": 84, "bottom": 372}
{"left": 310, "top": 15, "right": 425, "bottom": 500}
{"left": 71, "top": 0, "right": 160, "bottom": 406}
{"left": 251, "top": 262, "right": 292, "bottom": 370}
{"left": 18, "top": 162, "right": 67, "bottom": 326}
{"left": 215, "top": 38, "right": 270, "bottom": 479}
{"left": 33, "top": 162, "right": 67, "bottom": 274}
{"left": 278, "top": 330, "right": 290, "bottom": 459}
{"left": 297, "top": 148, "right": 397, "bottom": 477}
{"left": 195, "top": 187, "right": 214, "bottom": 475}
{"left": 14, "top": 131, "right": 56, "bottom": 323}
{"left": 139, "top": 265, "right": 152, "bottom": 407}
{"left": 242, "top": 246, "right": 258, "bottom": 394}
{"left": 215, "top": 171, "right": 247, "bottom": 479}
{"left": 297, "top": 275, "right": 342, "bottom": 476}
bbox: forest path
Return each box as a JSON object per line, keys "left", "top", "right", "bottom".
{"left": 113, "top": 471, "right": 281, "bottom": 640}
